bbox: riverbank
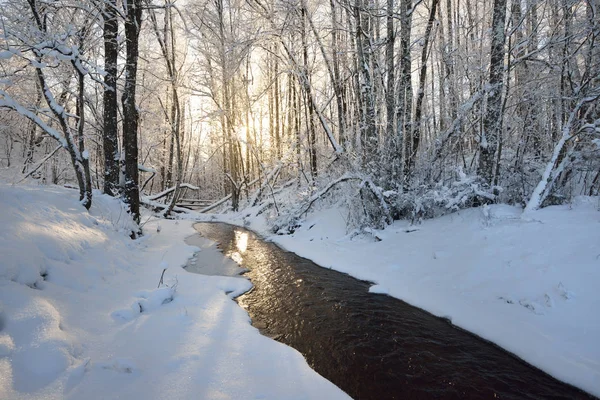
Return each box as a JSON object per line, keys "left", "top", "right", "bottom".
{"left": 192, "top": 221, "right": 594, "bottom": 399}
{"left": 200, "top": 198, "right": 600, "bottom": 397}
{"left": 0, "top": 183, "right": 350, "bottom": 400}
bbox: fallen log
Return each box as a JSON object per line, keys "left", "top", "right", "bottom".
{"left": 141, "top": 197, "right": 191, "bottom": 214}
{"left": 147, "top": 183, "right": 199, "bottom": 201}
{"left": 197, "top": 194, "right": 232, "bottom": 213}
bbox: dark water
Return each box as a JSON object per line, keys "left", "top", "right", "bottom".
{"left": 192, "top": 222, "right": 594, "bottom": 400}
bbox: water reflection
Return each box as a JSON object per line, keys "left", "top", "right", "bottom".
{"left": 235, "top": 231, "right": 248, "bottom": 253}
{"left": 227, "top": 230, "right": 249, "bottom": 264}
{"left": 229, "top": 251, "right": 243, "bottom": 264}
{"left": 193, "top": 223, "right": 593, "bottom": 400}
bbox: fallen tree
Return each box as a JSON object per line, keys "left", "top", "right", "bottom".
{"left": 524, "top": 92, "right": 600, "bottom": 214}
{"left": 140, "top": 197, "right": 192, "bottom": 214}
{"left": 146, "top": 183, "right": 200, "bottom": 202}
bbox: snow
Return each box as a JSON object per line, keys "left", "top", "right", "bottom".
{"left": 0, "top": 183, "right": 350, "bottom": 400}
{"left": 524, "top": 99, "right": 586, "bottom": 213}
{"left": 0, "top": 51, "right": 13, "bottom": 60}
{"left": 206, "top": 198, "right": 600, "bottom": 397}
{"left": 30, "top": 59, "right": 47, "bottom": 69}
{"left": 137, "top": 164, "right": 157, "bottom": 173}
{"left": 368, "top": 285, "right": 389, "bottom": 295}
{"left": 146, "top": 183, "right": 199, "bottom": 201}
{"left": 3, "top": 180, "right": 598, "bottom": 399}
{"left": 0, "top": 91, "right": 68, "bottom": 149}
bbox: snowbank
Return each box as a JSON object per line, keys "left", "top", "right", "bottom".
{"left": 0, "top": 183, "right": 349, "bottom": 400}
{"left": 207, "top": 198, "right": 600, "bottom": 397}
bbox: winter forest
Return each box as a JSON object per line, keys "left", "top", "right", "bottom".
{"left": 1, "top": 0, "right": 598, "bottom": 233}
{"left": 1, "top": 0, "right": 600, "bottom": 398}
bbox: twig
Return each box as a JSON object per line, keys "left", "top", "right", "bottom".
{"left": 15, "top": 144, "right": 62, "bottom": 184}
{"left": 158, "top": 268, "right": 167, "bottom": 288}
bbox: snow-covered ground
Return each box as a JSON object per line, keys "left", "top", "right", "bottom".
{"left": 207, "top": 198, "right": 600, "bottom": 397}
{"left": 2, "top": 181, "right": 598, "bottom": 399}
{"left": 0, "top": 183, "right": 350, "bottom": 400}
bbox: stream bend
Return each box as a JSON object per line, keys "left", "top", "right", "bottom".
{"left": 190, "top": 222, "right": 593, "bottom": 400}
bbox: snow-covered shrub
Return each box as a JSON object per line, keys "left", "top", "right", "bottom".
{"left": 497, "top": 155, "right": 546, "bottom": 207}
{"left": 347, "top": 179, "right": 392, "bottom": 230}
{"left": 556, "top": 125, "right": 600, "bottom": 199}
{"left": 267, "top": 184, "right": 313, "bottom": 234}
{"left": 389, "top": 168, "right": 497, "bottom": 221}
{"left": 267, "top": 172, "right": 393, "bottom": 234}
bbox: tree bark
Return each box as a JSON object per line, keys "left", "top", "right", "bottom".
{"left": 355, "top": 0, "right": 377, "bottom": 162}
{"left": 301, "top": 5, "right": 318, "bottom": 179}
{"left": 122, "top": 0, "right": 143, "bottom": 229}
{"left": 477, "top": 0, "right": 507, "bottom": 185}
{"left": 103, "top": 0, "right": 119, "bottom": 196}
{"left": 397, "top": 0, "right": 413, "bottom": 180}
{"left": 385, "top": 0, "right": 395, "bottom": 142}
{"left": 406, "top": 0, "right": 440, "bottom": 182}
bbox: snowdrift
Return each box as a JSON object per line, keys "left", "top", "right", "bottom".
{"left": 0, "top": 183, "right": 349, "bottom": 400}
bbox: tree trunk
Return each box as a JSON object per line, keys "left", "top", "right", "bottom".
{"left": 406, "top": 0, "right": 439, "bottom": 182}
{"left": 122, "top": 0, "right": 143, "bottom": 229}
{"left": 355, "top": 0, "right": 377, "bottom": 162}
{"left": 24, "top": 1, "right": 90, "bottom": 208}
{"left": 385, "top": 0, "right": 395, "bottom": 143}
{"left": 397, "top": 0, "right": 413, "bottom": 181}
{"left": 524, "top": 99, "right": 584, "bottom": 213}
{"left": 477, "top": 0, "right": 507, "bottom": 185}
{"left": 301, "top": 5, "right": 318, "bottom": 179}
{"left": 330, "top": 0, "right": 346, "bottom": 147}
{"left": 76, "top": 63, "right": 92, "bottom": 210}
{"left": 274, "top": 48, "right": 281, "bottom": 160}
{"left": 22, "top": 81, "right": 41, "bottom": 173}
{"left": 217, "top": 0, "right": 240, "bottom": 210}
{"left": 103, "top": 0, "right": 119, "bottom": 196}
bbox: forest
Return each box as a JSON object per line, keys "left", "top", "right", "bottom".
{"left": 0, "top": 0, "right": 599, "bottom": 234}
{"left": 1, "top": 1, "right": 600, "bottom": 397}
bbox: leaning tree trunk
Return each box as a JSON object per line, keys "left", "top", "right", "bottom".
{"left": 149, "top": 3, "right": 183, "bottom": 217}
{"left": 305, "top": 0, "right": 346, "bottom": 151}
{"left": 405, "top": 0, "right": 439, "bottom": 183}
{"left": 25, "top": 1, "right": 90, "bottom": 208}
{"left": 524, "top": 99, "right": 585, "bottom": 213}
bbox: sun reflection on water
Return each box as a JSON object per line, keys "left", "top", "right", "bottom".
{"left": 227, "top": 230, "right": 249, "bottom": 265}
{"left": 235, "top": 230, "right": 248, "bottom": 253}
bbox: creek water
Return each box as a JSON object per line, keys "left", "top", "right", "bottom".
{"left": 188, "top": 222, "right": 593, "bottom": 400}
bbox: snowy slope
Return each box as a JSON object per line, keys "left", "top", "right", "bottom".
{"left": 0, "top": 184, "right": 350, "bottom": 400}
{"left": 207, "top": 199, "right": 600, "bottom": 397}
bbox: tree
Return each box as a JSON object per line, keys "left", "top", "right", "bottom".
{"left": 122, "top": 0, "right": 143, "bottom": 229}
{"left": 103, "top": 0, "right": 120, "bottom": 196}
{"left": 0, "top": 0, "right": 94, "bottom": 209}
{"left": 478, "top": 0, "right": 508, "bottom": 186}
{"left": 405, "top": 0, "right": 440, "bottom": 183}
{"left": 148, "top": 1, "right": 184, "bottom": 217}
{"left": 396, "top": 0, "right": 413, "bottom": 182}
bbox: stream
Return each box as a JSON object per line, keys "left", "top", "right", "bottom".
{"left": 187, "top": 222, "right": 593, "bottom": 400}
